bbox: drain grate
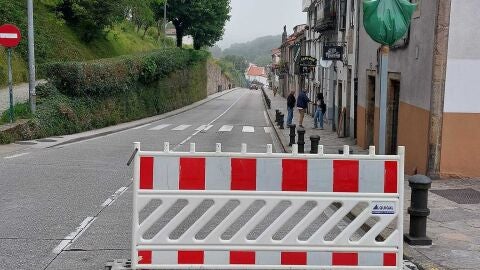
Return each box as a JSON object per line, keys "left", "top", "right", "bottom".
{"left": 15, "top": 141, "right": 37, "bottom": 145}
{"left": 431, "top": 188, "right": 480, "bottom": 205}
{"left": 37, "top": 139, "right": 58, "bottom": 143}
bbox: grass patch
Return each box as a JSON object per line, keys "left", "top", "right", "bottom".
{"left": 0, "top": 103, "right": 32, "bottom": 124}
{"left": 0, "top": 2, "right": 174, "bottom": 87}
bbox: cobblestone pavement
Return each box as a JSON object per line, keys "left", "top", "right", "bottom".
{"left": 404, "top": 179, "right": 480, "bottom": 270}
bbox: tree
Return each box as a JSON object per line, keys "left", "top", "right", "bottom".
{"left": 150, "top": 0, "right": 167, "bottom": 39}
{"left": 167, "top": 0, "right": 230, "bottom": 48}
{"left": 223, "top": 55, "right": 248, "bottom": 72}
{"left": 187, "top": 0, "right": 230, "bottom": 50}
{"left": 56, "top": 0, "right": 124, "bottom": 42}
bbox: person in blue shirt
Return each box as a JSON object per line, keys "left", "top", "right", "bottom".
{"left": 296, "top": 89, "right": 311, "bottom": 128}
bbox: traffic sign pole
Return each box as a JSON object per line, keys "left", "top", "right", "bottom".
{"left": 7, "top": 48, "right": 14, "bottom": 123}
{"left": 0, "top": 24, "right": 22, "bottom": 123}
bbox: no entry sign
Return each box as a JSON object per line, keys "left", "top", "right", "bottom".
{"left": 0, "top": 24, "right": 22, "bottom": 48}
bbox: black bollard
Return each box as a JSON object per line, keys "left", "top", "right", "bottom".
{"left": 404, "top": 175, "right": 433, "bottom": 246}
{"left": 310, "top": 135, "right": 320, "bottom": 154}
{"left": 279, "top": 113, "right": 285, "bottom": 129}
{"left": 289, "top": 124, "right": 296, "bottom": 146}
{"left": 275, "top": 110, "right": 280, "bottom": 124}
{"left": 297, "top": 128, "right": 306, "bottom": 153}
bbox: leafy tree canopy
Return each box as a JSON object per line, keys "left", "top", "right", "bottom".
{"left": 167, "top": 0, "right": 230, "bottom": 49}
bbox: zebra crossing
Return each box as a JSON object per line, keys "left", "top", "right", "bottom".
{"left": 140, "top": 123, "right": 272, "bottom": 134}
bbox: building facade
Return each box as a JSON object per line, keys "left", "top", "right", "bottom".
{"left": 303, "top": 0, "right": 358, "bottom": 136}
{"left": 278, "top": 24, "right": 307, "bottom": 98}
{"left": 290, "top": 0, "right": 480, "bottom": 178}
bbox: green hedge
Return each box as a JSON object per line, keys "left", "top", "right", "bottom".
{"left": 0, "top": 60, "right": 208, "bottom": 144}
{"left": 44, "top": 48, "right": 209, "bottom": 96}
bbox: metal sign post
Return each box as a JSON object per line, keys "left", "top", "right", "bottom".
{"left": 7, "top": 48, "right": 14, "bottom": 123}
{"left": 0, "top": 24, "right": 22, "bottom": 123}
{"left": 379, "top": 45, "right": 389, "bottom": 155}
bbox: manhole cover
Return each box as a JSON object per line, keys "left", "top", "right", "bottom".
{"left": 431, "top": 188, "right": 480, "bottom": 205}
{"left": 15, "top": 141, "right": 37, "bottom": 145}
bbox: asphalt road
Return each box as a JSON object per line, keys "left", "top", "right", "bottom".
{"left": 0, "top": 88, "right": 278, "bottom": 270}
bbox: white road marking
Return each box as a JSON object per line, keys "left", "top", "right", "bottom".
{"left": 101, "top": 186, "right": 128, "bottom": 207}
{"left": 173, "top": 92, "right": 246, "bottom": 151}
{"left": 52, "top": 217, "right": 96, "bottom": 254}
{"left": 149, "top": 124, "right": 171, "bottom": 131}
{"left": 195, "top": 125, "right": 213, "bottom": 131}
{"left": 172, "top": 125, "right": 191, "bottom": 131}
{"left": 132, "top": 124, "right": 151, "bottom": 130}
{"left": 242, "top": 126, "right": 255, "bottom": 133}
{"left": 264, "top": 127, "right": 272, "bottom": 133}
{"left": 219, "top": 125, "right": 234, "bottom": 132}
{"left": 4, "top": 152, "right": 30, "bottom": 159}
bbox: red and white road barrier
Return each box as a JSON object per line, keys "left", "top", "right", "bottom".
{"left": 131, "top": 142, "right": 405, "bottom": 269}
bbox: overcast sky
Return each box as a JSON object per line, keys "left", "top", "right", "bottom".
{"left": 216, "top": 0, "right": 306, "bottom": 49}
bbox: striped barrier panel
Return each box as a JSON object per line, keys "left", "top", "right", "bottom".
{"left": 131, "top": 142, "right": 405, "bottom": 269}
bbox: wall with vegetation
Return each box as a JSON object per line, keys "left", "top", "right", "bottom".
{"left": 0, "top": 48, "right": 208, "bottom": 144}
{"left": 207, "top": 59, "right": 233, "bottom": 95}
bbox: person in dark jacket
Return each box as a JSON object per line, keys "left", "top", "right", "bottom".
{"left": 286, "top": 90, "right": 296, "bottom": 126}
{"left": 296, "top": 89, "right": 311, "bottom": 128}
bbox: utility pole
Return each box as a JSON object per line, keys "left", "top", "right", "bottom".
{"left": 164, "top": 0, "right": 167, "bottom": 35}
{"left": 27, "top": 0, "right": 36, "bottom": 113}
{"left": 378, "top": 45, "right": 389, "bottom": 155}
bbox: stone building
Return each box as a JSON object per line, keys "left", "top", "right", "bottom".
{"left": 356, "top": 0, "right": 480, "bottom": 178}
{"left": 303, "top": 0, "right": 358, "bottom": 136}
{"left": 278, "top": 24, "right": 307, "bottom": 98}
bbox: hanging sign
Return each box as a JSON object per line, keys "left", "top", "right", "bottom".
{"left": 323, "top": 44, "right": 344, "bottom": 61}
{"left": 299, "top": 56, "right": 317, "bottom": 67}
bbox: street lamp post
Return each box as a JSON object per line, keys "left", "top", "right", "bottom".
{"left": 164, "top": 0, "right": 167, "bottom": 35}
{"left": 27, "top": 0, "right": 36, "bottom": 113}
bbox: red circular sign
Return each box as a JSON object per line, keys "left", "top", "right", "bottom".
{"left": 0, "top": 24, "right": 22, "bottom": 48}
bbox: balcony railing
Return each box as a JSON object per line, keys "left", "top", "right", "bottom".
{"left": 314, "top": 17, "right": 336, "bottom": 32}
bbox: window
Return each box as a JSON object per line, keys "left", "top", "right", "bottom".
{"left": 339, "top": 0, "right": 347, "bottom": 31}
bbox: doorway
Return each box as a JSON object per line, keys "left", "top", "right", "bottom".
{"left": 387, "top": 78, "right": 400, "bottom": 155}
{"left": 366, "top": 75, "right": 376, "bottom": 147}
{"left": 337, "top": 82, "right": 344, "bottom": 137}
{"left": 346, "top": 69, "right": 352, "bottom": 137}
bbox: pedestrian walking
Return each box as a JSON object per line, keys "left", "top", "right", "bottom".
{"left": 273, "top": 86, "right": 278, "bottom": 97}
{"left": 286, "top": 90, "right": 296, "bottom": 126}
{"left": 320, "top": 99, "right": 326, "bottom": 129}
{"left": 296, "top": 89, "right": 310, "bottom": 128}
{"left": 313, "top": 93, "right": 323, "bottom": 129}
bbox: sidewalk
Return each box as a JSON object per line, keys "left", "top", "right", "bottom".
{"left": 263, "top": 88, "right": 480, "bottom": 270}
{"left": 0, "top": 80, "right": 45, "bottom": 113}
{"left": 264, "top": 88, "right": 365, "bottom": 154}
{"left": 404, "top": 179, "right": 480, "bottom": 270}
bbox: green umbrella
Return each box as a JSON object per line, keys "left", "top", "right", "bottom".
{"left": 363, "top": 0, "right": 417, "bottom": 46}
